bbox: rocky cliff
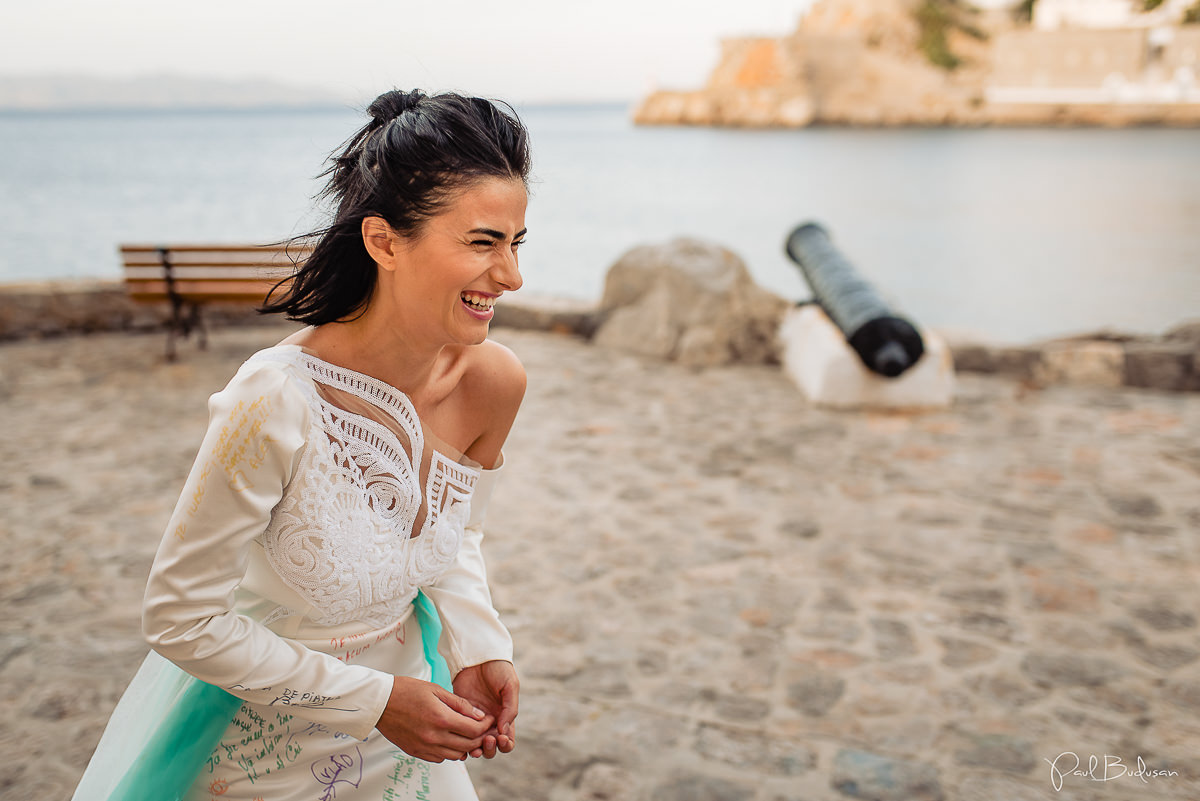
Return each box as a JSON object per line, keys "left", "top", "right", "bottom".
{"left": 634, "top": 0, "right": 1200, "bottom": 127}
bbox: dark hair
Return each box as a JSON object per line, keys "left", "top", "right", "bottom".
{"left": 261, "top": 89, "right": 531, "bottom": 324}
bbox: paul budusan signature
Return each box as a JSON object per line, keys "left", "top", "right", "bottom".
{"left": 1045, "top": 752, "right": 1180, "bottom": 791}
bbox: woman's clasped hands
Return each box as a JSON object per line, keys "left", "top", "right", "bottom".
{"left": 377, "top": 660, "right": 518, "bottom": 763}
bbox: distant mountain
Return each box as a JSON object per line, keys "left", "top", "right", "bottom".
{"left": 0, "top": 73, "right": 349, "bottom": 110}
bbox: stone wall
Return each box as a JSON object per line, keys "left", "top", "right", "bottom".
{"left": 950, "top": 323, "right": 1200, "bottom": 392}
{"left": 1, "top": 280, "right": 1195, "bottom": 392}
{"left": 0, "top": 280, "right": 598, "bottom": 342}
{"left": 0, "top": 280, "right": 272, "bottom": 341}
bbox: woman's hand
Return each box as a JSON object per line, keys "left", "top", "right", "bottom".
{"left": 376, "top": 675, "right": 495, "bottom": 762}
{"left": 452, "top": 660, "right": 519, "bottom": 759}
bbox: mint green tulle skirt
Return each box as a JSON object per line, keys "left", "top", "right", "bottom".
{"left": 72, "top": 591, "right": 453, "bottom": 801}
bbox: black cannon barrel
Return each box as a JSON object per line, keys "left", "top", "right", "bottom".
{"left": 785, "top": 222, "right": 925, "bottom": 378}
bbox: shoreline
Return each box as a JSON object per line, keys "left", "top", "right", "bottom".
{"left": 1, "top": 279, "right": 1196, "bottom": 393}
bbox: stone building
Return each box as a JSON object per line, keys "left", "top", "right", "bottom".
{"left": 1033, "top": 0, "right": 1194, "bottom": 29}
{"left": 988, "top": 26, "right": 1200, "bottom": 107}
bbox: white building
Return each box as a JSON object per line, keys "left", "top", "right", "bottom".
{"left": 1033, "top": 0, "right": 1194, "bottom": 30}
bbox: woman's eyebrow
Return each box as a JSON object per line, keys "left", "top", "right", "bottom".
{"left": 468, "top": 227, "right": 528, "bottom": 240}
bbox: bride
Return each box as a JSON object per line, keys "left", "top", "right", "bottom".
{"left": 75, "top": 88, "right": 531, "bottom": 800}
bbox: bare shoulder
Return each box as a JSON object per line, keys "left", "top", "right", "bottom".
{"left": 456, "top": 340, "right": 526, "bottom": 467}
{"left": 461, "top": 339, "right": 527, "bottom": 408}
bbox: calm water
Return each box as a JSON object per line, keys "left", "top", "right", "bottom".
{"left": 0, "top": 105, "right": 1197, "bottom": 343}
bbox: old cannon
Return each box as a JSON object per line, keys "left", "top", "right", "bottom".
{"left": 785, "top": 222, "right": 924, "bottom": 378}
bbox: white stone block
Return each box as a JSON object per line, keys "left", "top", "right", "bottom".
{"left": 780, "top": 305, "right": 956, "bottom": 410}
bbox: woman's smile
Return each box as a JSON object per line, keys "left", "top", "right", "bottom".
{"left": 461, "top": 290, "right": 498, "bottom": 319}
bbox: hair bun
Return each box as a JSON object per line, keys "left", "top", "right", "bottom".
{"left": 368, "top": 89, "right": 425, "bottom": 123}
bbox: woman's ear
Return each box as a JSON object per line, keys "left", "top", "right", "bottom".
{"left": 362, "top": 216, "right": 399, "bottom": 272}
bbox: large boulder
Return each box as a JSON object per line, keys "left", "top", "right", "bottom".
{"left": 592, "top": 239, "right": 789, "bottom": 367}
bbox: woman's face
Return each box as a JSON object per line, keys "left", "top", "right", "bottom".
{"left": 381, "top": 176, "right": 527, "bottom": 347}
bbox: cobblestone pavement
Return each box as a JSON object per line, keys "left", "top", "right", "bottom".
{"left": 1, "top": 324, "right": 1197, "bottom": 800}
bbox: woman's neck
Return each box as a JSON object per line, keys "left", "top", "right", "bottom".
{"left": 294, "top": 311, "right": 450, "bottom": 401}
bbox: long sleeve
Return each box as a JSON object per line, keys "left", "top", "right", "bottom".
{"left": 142, "top": 359, "right": 393, "bottom": 740}
{"left": 423, "top": 463, "right": 514, "bottom": 677}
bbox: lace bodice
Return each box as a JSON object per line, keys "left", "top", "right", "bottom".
{"left": 251, "top": 347, "right": 481, "bottom": 628}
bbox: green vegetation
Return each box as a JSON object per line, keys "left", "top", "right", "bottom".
{"left": 917, "top": 0, "right": 987, "bottom": 71}
{"left": 1142, "top": 0, "right": 1165, "bottom": 10}
{"left": 1014, "top": 0, "right": 1036, "bottom": 23}
{"left": 1185, "top": 0, "right": 1200, "bottom": 22}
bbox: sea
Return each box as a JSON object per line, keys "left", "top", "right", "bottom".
{"left": 0, "top": 103, "right": 1197, "bottom": 344}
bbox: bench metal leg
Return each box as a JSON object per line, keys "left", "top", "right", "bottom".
{"left": 164, "top": 295, "right": 185, "bottom": 361}
{"left": 165, "top": 321, "right": 179, "bottom": 362}
{"left": 192, "top": 304, "right": 208, "bottom": 351}
{"left": 163, "top": 298, "right": 204, "bottom": 361}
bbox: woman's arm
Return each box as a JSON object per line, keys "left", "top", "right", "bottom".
{"left": 424, "top": 340, "right": 526, "bottom": 757}
{"left": 142, "top": 360, "right": 391, "bottom": 739}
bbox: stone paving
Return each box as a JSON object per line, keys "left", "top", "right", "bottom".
{"left": 1, "top": 323, "right": 1198, "bottom": 800}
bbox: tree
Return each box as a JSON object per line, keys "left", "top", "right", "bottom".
{"left": 917, "top": 0, "right": 988, "bottom": 70}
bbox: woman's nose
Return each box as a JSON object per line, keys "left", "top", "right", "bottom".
{"left": 493, "top": 248, "right": 523, "bottom": 292}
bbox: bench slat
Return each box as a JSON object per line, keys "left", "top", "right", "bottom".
{"left": 122, "top": 257, "right": 303, "bottom": 268}
{"left": 127, "top": 280, "right": 284, "bottom": 301}
{"left": 120, "top": 243, "right": 312, "bottom": 254}
{"left": 124, "top": 265, "right": 294, "bottom": 280}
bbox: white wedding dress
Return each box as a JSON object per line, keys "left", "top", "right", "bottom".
{"left": 74, "top": 345, "right": 513, "bottom": 801}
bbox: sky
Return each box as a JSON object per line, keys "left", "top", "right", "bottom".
{"left": 3, "top": 0, "right": 818, "bottom": 104}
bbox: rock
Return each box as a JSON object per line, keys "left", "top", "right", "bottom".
{"left": 1020, "top": 651, "right": 1125, "bottom": 688}
{"left": 965, "top": 672, "right": 1046, "bottom": 708}
{"left": 950, "top": 321, "right": 1200, "bottom": 392}
{"left": 695, "top": 722, "right": 816, "bottom": 776}
{"left": 1123, "top": 342, "right": 1195, "bottom": 391}
{"left": 938, "top": 637, "right": 998, "bottom": 669}
{"left": 779, "top": 519, "right": 821, "bottom": 540}
{"left": 1131, "top": 602, "right": 1197, "bottom": 632}
{"left": 1034, "top": 341, "right": 1125, "bottom": 388}
{"left": 492, "top": 294, "right": 599, "bottom": 337}
{"left": 592, "top": 239, "right": 789, "bottom": 367}
{"left": 0, "top": 633, "right": 33, "bottom": 670}
{"left": 574, "top": 762, "right": 636, "bottom": 800}
{"left": 955, "top": 776, "right": 1049, "bottom": 801}
{"left": 1163, "top": 319, "right": 1200, "bottom": 344}
{"left": 1130, "top": 643, "right": 1200, "bottom": 671}
{"left": 563, "top": 662, "right": 633, "bottom": 698}
{"left": 871, "top": 619, "right": 918, "bottom": 661}
{"left": 816, "top": 588, "right": 857, "bottom": 613}
{"left": 1103, "top": 490, "right": 1163, "bottom": 518}
{"left": 468, "top": 734, "right": 587, "bottom": 801}
{"left": 1065, "top": 684, "right": 1150, "bottom": 716}
{"left": 651, "top": 774, "right": 754, "bottom": 801}
{"left": 947, "top": 343, "right": 1041, "bottom": 379}
{"left": 583, "top": 705, "right": 689, "bottom": 763}
{"left": 831, "top": 749, "right": 944, "bottom": 801}
{"left": 1163, "top": 679, "right": 1200, "bottom": 714}
{"left": 786, "top": 667, "right": 847, "bottom": 716}
{"left": 1020, "top": 568, "right": 1099, "bottom": 613}
{"left": 780, "top": 305, "right": 955, "bottom": 410}
{"left": 955, "top": 611, "right": 1015, "bottom": 643}
{"left": 712, "top": 692, "right": 771, "bottom": 722}
{"left": 938, "top": 586, "right": 1007, "bottom": 608}
{"left": 949, "top": 731, "right": 1037, "bottom": 774}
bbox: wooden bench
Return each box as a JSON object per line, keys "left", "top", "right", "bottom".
{"left": 120, "top": 243, "right": 309, "bottom": 360}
